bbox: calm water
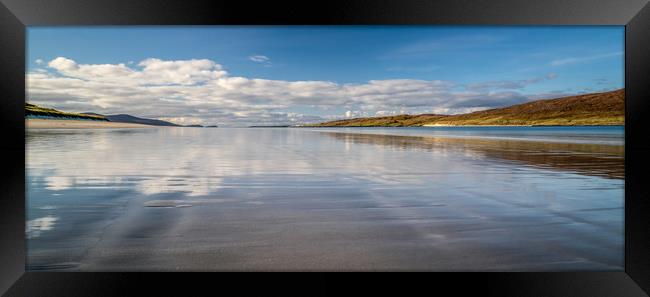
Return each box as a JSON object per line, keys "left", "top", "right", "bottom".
{"left": 26, "top": 126, "right": 624, "bottom": 271}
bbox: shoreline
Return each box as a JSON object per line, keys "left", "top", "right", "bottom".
{"left": 421, "top": 123, "right": 624, "bottom": 127}
{"left": 26, "top": 119, "right": 155, "bottom": 129}
{"left": 303, "top": 124, "right": 624, "bottom": 128}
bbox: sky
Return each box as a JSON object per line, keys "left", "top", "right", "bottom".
{"left": 27, "top": 26, "right": 624, "bottom": 126}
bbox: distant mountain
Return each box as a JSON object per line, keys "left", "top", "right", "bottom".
{"left": 184, "top": 124, "right": 204, "bottom": 127}
{"left": 81, "top": 113, "right": 181, "bottom": 126}
{"left": 309, "top": 89, "right": 624, "bottom": 127}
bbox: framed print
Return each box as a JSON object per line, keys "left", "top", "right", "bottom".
{"left": 1, "top": 0, "right": 650, "bottom": 296}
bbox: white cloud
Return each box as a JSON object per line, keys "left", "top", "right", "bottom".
{"left": 48, "top": 57, "right": 78, "bottom": 71}
{"left": 28, "top": 57, "right": 575, "bottom": 126}
{"left": 35, "top": 59, "right": 44, "bottom": 65}
{"left": 46, "top": 57, "right": 227, "bottom": 86}
{"left": 464, "top": 73, "right": 558, "bottom": 92}
{"left": 550, "top": 52, "right": 623, "bottom": 66}
{"left": 386, "top": 65, "right": 440, "bottom": 72}
{"left": 249, "top": 55, "right": 271, "bottom": 65}
{"left": 382, "top": 34, "right": 507, "bottom": 59}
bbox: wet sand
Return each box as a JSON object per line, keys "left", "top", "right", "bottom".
{"left": 26, "top": 127, "right": 624, "bottom": 271}
{"left": 27, "top": 119, "right": 154, "bottom": 129}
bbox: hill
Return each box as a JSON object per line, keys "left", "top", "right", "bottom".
{"left": 25, "top": 103, "right": 181, "bottom": 126}
{"left": 309, "top": 89, "right": 624, "bottom": 127}
{"left": 26, "top": 103, "right": 108, "bottom": 121}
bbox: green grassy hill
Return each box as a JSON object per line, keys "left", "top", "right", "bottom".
{"left": 309, "top": 89, "right": 624, "bottom": 127}
{"left": 26, "top": 103, "right": 108, "bottom": 121}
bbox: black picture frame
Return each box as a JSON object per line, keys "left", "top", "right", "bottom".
{"left": 1, "top": 0, "right": 649, "bottom": 296}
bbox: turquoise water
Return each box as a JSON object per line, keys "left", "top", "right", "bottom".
{"left": 26, "top": 126, "right": 624, "bottom": 271}
{"left": 307, "top": 126, "right": 624, "bottom": 145}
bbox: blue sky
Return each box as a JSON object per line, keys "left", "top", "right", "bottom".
{"left": 27, "top": 26, "right": 624, "bottom": 126}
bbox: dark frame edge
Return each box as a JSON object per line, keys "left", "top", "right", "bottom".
{"left": 626, "top": 0, "right": 650, "bottom": 294}
{"left": 0, "top": 0, "right": 25, "bottom": 296}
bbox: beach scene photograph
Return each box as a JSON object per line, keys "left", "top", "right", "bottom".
{"left": 26, "top": 26, "right": 624, "bottom": 271}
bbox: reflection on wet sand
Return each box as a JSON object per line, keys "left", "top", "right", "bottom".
{"left": 26, "top": 127, "right": 624, "bottom": 271}
{"left": 322, "top": 132, "right": 624, "bottom": 179}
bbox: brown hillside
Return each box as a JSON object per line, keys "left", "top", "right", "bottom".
{"left": 310, "top": 89, "right": 624, "bottom": 127}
